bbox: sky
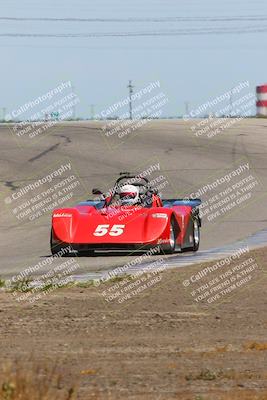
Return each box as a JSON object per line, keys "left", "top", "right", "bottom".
{"left": 0, "top": 0, "right": 267, "bottom": 119}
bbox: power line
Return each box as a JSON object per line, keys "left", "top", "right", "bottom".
{"left": 1, "top": 15, "right": 267, "bottom": 22}
{"left": 0, "top": 26, "right": 267, "bottom": 37}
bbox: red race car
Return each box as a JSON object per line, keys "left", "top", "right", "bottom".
{"left": 50, "top": 172, "right": 201, "bottom": 256}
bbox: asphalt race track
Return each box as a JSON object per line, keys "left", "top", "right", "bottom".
{"left": 0, "top": 119, "right": 267, "bottom": 279}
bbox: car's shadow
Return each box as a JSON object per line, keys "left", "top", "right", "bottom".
{"left": 40, "top": 251, "right": 153, "bottom": 258}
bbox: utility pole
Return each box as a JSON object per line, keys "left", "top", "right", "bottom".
{"left": 127, "top": 80, "right": 134, "bottom": 120}
{"left": 90, "top": 104, "right": 95, "bottom": 120}
{"left": 184, "top": 101, "right": 190, "bottom": 117}
{"left": 229, "top": 88, "right": 233, "bottom": 117}
{"left": 2, "top": 107, "right": 6, "bottom": 121}
{"left": 71, "top": 82, "right": 76, "bottom": 120}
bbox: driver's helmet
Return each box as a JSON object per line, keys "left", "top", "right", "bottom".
{"left": 119, "top": 184, "right": 140, "bottom": 206}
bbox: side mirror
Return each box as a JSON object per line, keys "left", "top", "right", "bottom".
{"left": 92, "top": 188, "right": 103, "bottom": 195}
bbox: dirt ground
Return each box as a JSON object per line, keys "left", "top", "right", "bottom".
{"left": 1, "top": 247, "right": 267, "bottom": 400}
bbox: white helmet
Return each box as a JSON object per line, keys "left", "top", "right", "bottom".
{"left": 119, "top": 184, "right": 139, "bottom": 206}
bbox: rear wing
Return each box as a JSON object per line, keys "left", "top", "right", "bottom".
{"left": 163, "top": 198, "right": 201, "bottom": 208}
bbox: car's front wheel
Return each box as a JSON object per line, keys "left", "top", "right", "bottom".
{"left": 50, "top": 229, "right": 71, "bottom": 256}
{"left": 161, "top": 219, "right": 176, "bottom": 254}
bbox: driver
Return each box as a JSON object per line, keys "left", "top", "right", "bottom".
{"left": 119, "top": 184, "right": 140, "bottom": 206}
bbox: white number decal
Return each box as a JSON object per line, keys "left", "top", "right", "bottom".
{"left": 109, "top": 225, "right": 125, "bottom": 236}
{"left": 93, "top": 224, "right": 109, "bottom": 236}
{"left": 93, "top": 224, "right": 125, "bottom": 236}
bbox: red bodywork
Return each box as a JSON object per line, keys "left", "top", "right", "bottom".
{"left": 51, "top": 195, "right": 194, "bottom": 251}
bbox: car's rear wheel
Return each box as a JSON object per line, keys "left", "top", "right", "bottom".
{"left": 191, "top": 219, "right": 200, "bottom": 252}
{"left": 180, "top": 217, "right": 200, "bottom": 253}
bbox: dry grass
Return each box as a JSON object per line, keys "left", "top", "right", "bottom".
{"left": 243, "top": 342, "right": 267, "bottom": 351}
{"left": 0, "top": 360, "right": 77, "bottom": 400}
{"left": 207, "top": 391, "right": 267, "bottom": 400}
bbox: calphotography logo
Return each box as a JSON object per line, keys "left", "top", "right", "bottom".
{"left": 181, "top": 246, "right": 263, "bottom": 306}
{"left": 7, "top": 81, "right": 80, "bottom": 145}
{"left": 184, "top": 81, "right": 256, "bottom": 142}
{"left": 184, "top": 161, "right": 262, "bottom": 226}
{"left": 96, "top": 247, "right": 169, "bottom": 307}
{"left": 99, "top": 80, "right": 169, "bottom": 148}
{"left": 3, "top": 160, "right": 86, "bottom": 223}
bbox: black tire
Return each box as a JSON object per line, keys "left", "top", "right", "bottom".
{"left": 178, "top": 215, "right": 201, "bottom": 253}
{"left": 161, "top": 218, "right": 176, "bottom": 254}
{"left": 191, "top": 219, "right": 200, "bottom": 252}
